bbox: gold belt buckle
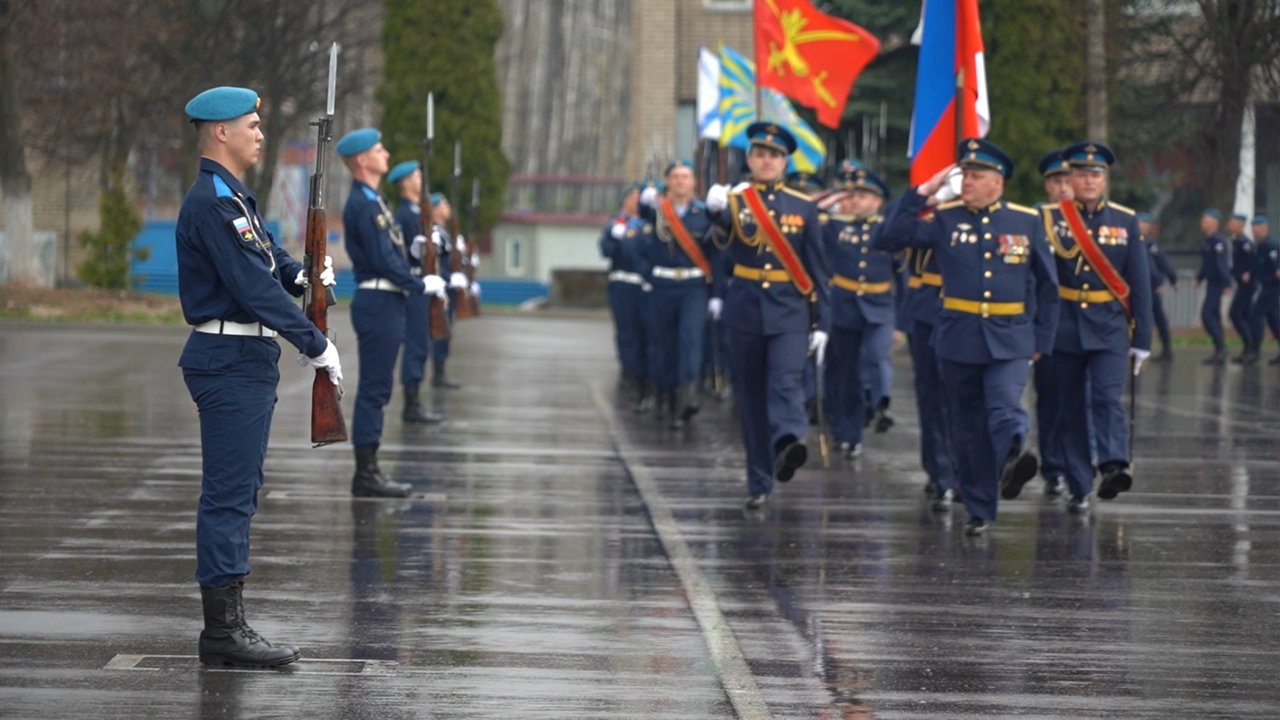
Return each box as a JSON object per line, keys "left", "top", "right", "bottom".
{"left": 856, "top": 284, "right": 866, "bottom": 296}
{"left": 1076, "top": 289, "right": 1088, "bottom": 302}
{"left": 979, "top": 301, "right": 990, "bottom": 318}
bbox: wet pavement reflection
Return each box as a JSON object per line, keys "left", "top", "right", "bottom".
{"left": 3, "top": 315, "right": 1280, "bottom": 718}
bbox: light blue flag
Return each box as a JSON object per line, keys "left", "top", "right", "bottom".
{"left": 717, "top": 44, "right": 825, "bottom": 174}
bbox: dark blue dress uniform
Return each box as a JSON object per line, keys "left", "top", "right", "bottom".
{"left": 395, "top": 199, "right": 431, "bottom": 388}
{"left": 600, "top": 208, "right": 653, "bottom": 394}
{"left": 1032, "top": 150, "right": 1071, "bottom": 493}
{"left": 1248, "top": 220, "right": 1280, "bottom": 358}
{"left": 879, "top": 139, "right": 1059, "bottom": 529}
{"left": 1141, "top": 213, "right": 1179, "bottom": 356}
{"left": 708, "top": 124, "right": 831, "bottom": 503}
{"left": 1041, "top": 142, "right": 1153, "bottom": 505}
{"left": 1228, "top": 216, "right": 1260, "bottom": 359}
{"left": 900, "top": 242, "right": 956, "bottom": 498}
{"left": 1197, "top": 211, "right": 1232, "bottom": 361}
{"left": 428, "top": 211, "right": 460, "bottom": 387}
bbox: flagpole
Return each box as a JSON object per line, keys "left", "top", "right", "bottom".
{"left": 955, "top": 66, "right": 966, "bottom": 144}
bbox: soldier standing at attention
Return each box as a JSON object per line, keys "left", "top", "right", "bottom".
{"left": 339, "top": 128, "right": 448, "bottom": 498}
{"left": 387, "top": 159, "right": 445, "bottom": 425}
{"left": 705, "top": 123, "right": 831, "bottom": 510}
{"left": 1032, "top": 149, "right": 1073, "bottom": 497}
{"left": 879, "top": 139, "right": 1059, "bottom": 536}
{"left": 1195, "top": 209, "right": 1232, "bottom": 365}
{"left": 1226, "top": 212, "right": 1260, "bottom": 363}
{"left": 1139, "top": 212, "right": 1180, "bottom": 362}
{"left": 427, "top": 196, "right": 470, "bottom": 389}
{"left": 1247, "top": 216, "right": 1280, "bottom": 364}
{"left": 177, "top": 87, "right": 341, "bottom": 666}
{"left": 1038, "top": 142, "right": 1152, "bottom": 514}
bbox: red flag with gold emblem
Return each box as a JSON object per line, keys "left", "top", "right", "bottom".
{"left": 754, "top": 0, "right": 880, "bottom": 129}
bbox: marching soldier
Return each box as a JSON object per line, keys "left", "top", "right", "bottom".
{"left": 705, "top": 122, "right": 831, "bottom": 510}
{"left": 1033, "top": 149, "right": 1073, "bottom": 496}
{"left": 1195, "top": 209, "right": 1231, "bottom": 365}
{"left": 879, "top": 139, "right": 1059, "bottom": 536}
{"left": 339, "top": 128, "right": 448, "bottom": 498}
{"left": 428, "top": 196, "right": 470, "bottom": 389}
{"left": 1247, "top": 216, "right": 1280, "bottom": 363}
{"left": 387, "top": 159, "right": 445, "bottom": 424}
{"left": 600, "top": 183, "right": 653, "bottom": 411}
{"left": 1227, "top": 212, "right": 1260, "bottom": 363}
{"left": 1139, "top": 212, "right": 1180, "bottom": 362}
{"left": 1039, "top": 141, "right": 1152, "bottom": 514}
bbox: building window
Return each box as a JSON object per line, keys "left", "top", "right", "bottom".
{"left": 505, "top": 237, "right": 526, "bottom": 276}
{"left": 702, "top": 0, "right": 750, "bottom": 11}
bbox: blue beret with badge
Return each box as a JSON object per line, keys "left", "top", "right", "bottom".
{"left": 1253, "top": 214, "right": 1268, "bottom": 225}
{"left": 185, "top": 86, "right": 260, "bottom": 123}
{"left": 336, "top": 127, "right": 381, "bottom": 157}
{"left": 1063, "top": 140, "right": 1116, "bottom": 169}
{"left": 387, "top": 160, "right": 419, "bottom": 185}
{"left": 429, "top": 192, "right": 445, "bottom": 206}
{"left": 1136, "top": 212, "right": 1154, "bottom": 223}
{"left": 1038, "top": 149, "right": 1069, "bottom": 178}
{"left": 1204, "top": 208, "right": 1223, "bottom": 220}
{"left": 1232, "top": 212, "right": 1248, "bottom": 222}
{"left": 835, "top": 164, "right": 889, "bottom": 198}
{"left": 746, "top": 121, "right": 797, "bottom": 155}
{"left": 664, "top": 159, "right": 693, "bottom": 177}
{"left": 956, "top": 137, "right": 1015, "bottom": 179}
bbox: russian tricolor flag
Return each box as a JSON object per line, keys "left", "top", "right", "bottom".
{"left": 908, "top": 0, "right": 990, "bottom": 186}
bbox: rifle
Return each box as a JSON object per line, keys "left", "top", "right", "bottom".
{"left": 303, "top": 42, "right": 348, "bottom": 447}
{"left": 421, "top": 93, "right": 451, "bottom": 340}
{"left": 466, "top": 176, "right": 481, "bottom": 316}
{"left": 449, "top": 140, "right": 476, "bottom": 319}
{"left": 809, "top": 301, "right": 830, "bottom": 468}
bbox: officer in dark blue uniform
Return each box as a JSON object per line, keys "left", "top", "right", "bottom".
{"left": 427, "top": 195, "right": 470, "bottom": 389}
{"left": 1195, "top": 209, "right": 1232, "bottom": 365}
{"left": 178, "top": 87, "right": 341, "bottom": 667}
{"left": 1039, "top": 141, "right": 1152, "bottom": 513}
{"left": 1139, "top": 212, "right": 1180, "bottom": 362}
{"left": 600, "top": 184, "right": 654, "bottom": 411}
{"left": 820, "top": 163, "right": 896, "bottom": 460}
{"left": 339, "top": 128, "right": 448, "bottom": 498}
{"left": 1226, "top": 212, "right": 1260, "bottom": 363}
{"left": 637, "top": 160, "right": 718, "bottom": 428}
{"left": 1032, "top": 149, "right": 1073, "bottom": 496}
{"left": 879, "top": 139, "right": 1059, "bottom": 535}
{"left": 1247, "top": 216, "right": 1280, "bottom": 363}
{"left": 387, "top": 160, "right": 445, "bottom": 424}
{"left": 705, "top": 122, "right": 831, "bottom": 510}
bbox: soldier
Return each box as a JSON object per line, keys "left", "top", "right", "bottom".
{"left": 705, "top": 122, "right": 831, "bottom": 510}
{"left": 1039, "top": 141, "right": 1152, "bottom": 514}
{"left": 600, "top": 183, "right": 653, "bottom": 411}
{"left": 1139, "top": 212, "right": 1180, "bottom": 362}
{"left": 819, "top": 163, "right": 896, "bottom": 460}
{"left": 1247, "top": 216, "right": 1280, "bottom": 363}
{"left": 637, "top": 160, "right": 719, "bottom": 428}
{"left": 177, "top": 87, "right": 341, "bottom": 666}
{"left": 1227, "top": 212, "right": 1260, "bottom": 363}
{"left": 1032, "top": 149, "right": 1073, "bottom": 496}
{"left": 1195, "top": 209, "right": 1231, "bottom": 365}
{"left": 427, "top": 196, "right": 470, "bottom": 389}
{"left": 339, "top": 128, "right": 448, "bottom": 498}
{"left": 878, "top": 138, "right": 1059, "bottom": 536}
{"left": 387, "top": 159, "right": 445, "bottom": 424}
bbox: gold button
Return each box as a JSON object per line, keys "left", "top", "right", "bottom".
{"left": 1080, "top": 302, "right": 1088, "bottom": 308}
{"left": 1083, "top": 265, "right": 1091, "bottom": 272}
{"left": 858, "top": 276, "right": 867, "bottom": 282}
{"left": 762, "top": 281, "right": 771, "bottom": 289}
{"left": 983, "top": 290, "right": 992, "bottom": 298}
{"left": 984, "top": 270, "right": 992, "bottom": 278}
{"left": 982, "top": 217, "right": 990, "bottom": 224}
{"left": 979, "top": 301, "right": 990, "bottom": 317}
{"left": 859, "top": 261, "right": 867, "bottom": 268}
{"left": 984, "top": 233, "right": 992, "bottom": 240}
{"left": 768, "top": 194, "right": 776, "bottom": 201}
{"left": 984, "top": 252, "right": 992, "bottom": 260}
{"left": 861, "top": 247, "right": 868, "bottom": 253}
{"left": 764, "top": 263, "right": 773, "bottom": 270}
{"left": 1082, "top": 283, "right": 1090, "bottom": 290}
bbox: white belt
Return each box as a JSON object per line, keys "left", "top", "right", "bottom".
{"left": 193, "top": 320, "right": 277, "bottom": 338}
{"left": 608, "top": 270, "right": 645, "bottom": 285}
{"left": 357, "top": 278, "right": 405, "bottom": 293}
{"left": 651, "top": 266, "right": 705, "bottom": 281}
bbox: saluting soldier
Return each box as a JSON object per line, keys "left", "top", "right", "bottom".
{"left": 1032, "top": 149, "right": 1073, "bottom": 496}
{"left": 879, "top": 139, "right": 1059, "bottom": 536}
{"left": 1226, "top": 212, "right": 1260, "bottom": 363}
{"left": 1247, "top": 215, "right": 1280, "bottom": 364}
{"left": 387, "top": 159, "right": 445, "bottom": 424}
{"left": 339, "top": 128, "right": 448, "bottom": 498}
{"left": 177, "top": 87, "right": 341, "bottom": 666}
{"left": 600, "top": 183, "right": 654, "bottom": 411}
{"left": 1038, "top": 141, "right": 1152, "bottom": 514}
{"left": 705, "top": 122, "right": 831, "bottom": 510}
{"left": 1195, "top": 209, "right": 1232, "bottom": 365}
{"left": 1139, "top": 212, "right": 1180, "bottom": 362}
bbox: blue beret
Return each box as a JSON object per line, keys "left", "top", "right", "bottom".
{"left": 835, "top": 166, "right": 888, "bottom": 198}
{"left": 1038, "top": 150, "right": 1069, "bottom": 178}
{"left": 1232, "top": 212, "right": 1248, "bottom": 222}
{"left": 956, "top": 138, "right": 1015, "bottom": 179}
{"left": 1063, "top": 140, "right": 1116, "bottom": 168}
{"left": 387, "top": 160, "right": 419, "bottom": 185}
{"left": 664, "top": 159, "right": 694, "bottom": 176}
{"left": 1136, "top": 212, "right": 1154, "bottom": 223}
{"left": 746, "top": 121, "right": 797, "bottom": 155}
{"left": 785, "top": 170, "right": 824, "bottom": 195}
{"left": 429, "top": 192, "right": 445, "bottom": 206}
{"left": 837, "top": 158, "right": 864, "bottom": 175}
{"left": 185, "top": 86, "right": 260, "bottom": 122}
{"left": 1203, "top": 208, "right": 1223, "bottom": 220}
{"left": 336, "top": 127, "right": 381, "bottom": 157}
{"left": 1253, "top": 214, "right": 1268, "bottom": 225}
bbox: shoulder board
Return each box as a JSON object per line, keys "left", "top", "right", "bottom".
{"left": 780, "top": 186, "right": 813, "bottom": 200}
{"left": 1106, "top": 201, "right": 1136, "bottom": 215}
{"left": 212, "top": 175, "right": 233, "bottom": 199}
{"left": 1004, "top": 202, "right": 1038, "bottom": 216}
{"left": 360, "top": 186, "right": 378, "bottom": 201}
{"left": 829, "top": 213, "right": 856, "bottom": 222}
{"left": 936, "top": 200, "right": 965, "bottom": 211}
{"left": 869, "top": 214, "right": 883, "bottom": 223}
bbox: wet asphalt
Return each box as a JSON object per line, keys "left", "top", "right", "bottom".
{"left": 1, "top": 312, "right": 1279, "bottom": 719}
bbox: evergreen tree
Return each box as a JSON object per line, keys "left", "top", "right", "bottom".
{"left": 378, "top": 0, "right": 510, "bottom": 244}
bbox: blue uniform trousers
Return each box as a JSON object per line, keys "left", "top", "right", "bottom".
{"left": 1202, "top": 285, "right": 1227, "bottom": 349}
{"left": 1054, "top": 348, "right": 1128, "bottom": 499}
{"left": 824, "top": 326, "right": 866, "bottom": 446}
{"left": 648, "top": 283, "right": 708, "bottom": 392}
{"left": 908, "top": 321, "right": 955, "bottom": 492}
{"left": 182, "top": 335, "right": 280, "bottom": 588}
{"left": 860, "top": 322, "right": 894, "bottom": 409}
{"left": 939, "top": 358, "right": 1030, "bottom": 521}
{"left": 401, "top": 289, "right": 429, "bottom": 387}
{"left": 1250, "top": 285, "right": 1280, "bottom": 346}
{"left": 429, "top": 298, "right": 455, "bottom": 366}
{"left": 1152, "top": 291, "right": 1173, "bottom": 350}
{"left": 352, "top": 289, "right": 407, "bottom": 448}
{"left": 1230, "top": 282, "right": 1257, "bottom": 348}
{"left": 1033, "top": 355, "right": 1065, "bottom": 481}
{"left": 607, "top": 281, "right": 649, "bottom": 382}
{"left": 702, "top": 319, "right": 731, "bottom": 386}
{"left": 728, "top": 329, "right": 808, "bottom": 496}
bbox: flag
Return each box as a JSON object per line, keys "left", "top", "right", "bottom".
{"left": 907, "top": 0, "right": 990, "bottom": 185}
{"left": 717, "top": 44, "right": 825, "bottom": 174}
{"left": 754, "top": 0, "right": 880, "bottom": 129}
{"left": 697, "top": 47, "right": 722, "bottom": 140}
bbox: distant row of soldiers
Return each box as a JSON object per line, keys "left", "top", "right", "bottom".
{"left": 1194, "top": 210, "right": 1280, "bottom": 365}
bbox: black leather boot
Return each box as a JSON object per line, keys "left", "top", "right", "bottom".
{"left": 401, "top": 384, "right": 444, "bottom": 424}
{"left": 351, "top": 445, "right": 412, "bottom": 498}
{"left": 199, "top": 579, "right": 300, "bottom": 667}
{"left": 679, "top": 382, "right": 700, "bottom": 421}
{"left": 633, "top": 380, "right": 654, "bottom": 414}
{"left": 431, "top": 361, "right": 461, "bottom": 389}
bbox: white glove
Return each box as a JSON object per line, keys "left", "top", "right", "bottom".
{"left": 731, "top": 181, "right": 751, "bottom": 193}
{"left": 1130, "top": 347, "right": 1151, "bottom": 376}
{"left": 707, "top": 297, "right": 723, "bottom": 321}
{"left": 470, "top": 281, "right": 481, "bottom": 299}
{"left": 610, "top": 221, "right": 628, "bottom": 239}
{"left": 934, "top": 168, "right": 962, "bottom": 203}
{"left": 456, "top": 234, "right": 467, "bottom": 253}
{"left": 705, "top": 184, "right": 729, "bottom": 213}
{"left": 410, "top": 234, "right": 427, "bottom": 260}
{"left": 431, "top": 229, "right": 444, "bottom": 248}
{"left": 808, "top": 330, "right": 829, "bottom": 366}
{"left": 449, "top": 271, "right": 469, "bottom": 289}
{"left": 293, "top": 256, "right": 335, "bottom": 289}
{"left": 300, "top": 339, "right": 343, "bottom": 386}
{"left": 422, "top": 274, "right": 447, "bottom": 298}
{"left": 639, "top": 186, "right": 659, "bottom": 207}
{"left": 470, "top": 253, "right": 481, "bottom": 269}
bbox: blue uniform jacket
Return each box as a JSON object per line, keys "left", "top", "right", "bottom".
{"left": 1256, "top": 236, "right": 1280, "bottom": 288}
{"left": 343, "top": 180, "right": 424, "bottom": 293}
{"left": 878, "top": 191, "right": 1059, "bottom": 363}
{"left": 1042, "top": 200, "right": 1153, "bottom": 352}
{"left": 393, "top": 201, "right": 425, "bottom": 275}
{"left": 1146, "top": 237, "right": 1178, "bottom": 288}
{"left": 176, "top": 157, "right": 325, "bottom": 358}
{"left": 1197, "top": 233, "right": 1232, "bottom": 287}
{"left": 822, "top": 211, "right": 899, "bottom": 330}
{"left": 899, "top": 242, "right": 944, "bottom": 329}
{"left": 599, "top": 214, "right": 652, "bottom": 278}
{"left": 638, "top": 198, "right": 718, "bottom": 290}
{"left": 1231, "top": 234, "right": 1258, "bottom": 284}
{"left": 709, "top": 181, "right": 831, "bottom": 335}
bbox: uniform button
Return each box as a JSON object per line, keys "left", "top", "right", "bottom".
{"left": 858, "top": 276, "right": 867, "bottom": 282}
{"left": 983, "top": 290, "right": 992, "bottom": 298}
{"left": 764, "top": 263, "right": 773, "bottom": 270}
{"left": 984, "top": 233, "right": 992, "bottom": 240}
{"left": 762, "top": 281, "right": 771, "bottom": 289}
{"left": 984, "top": 252, "right": 992, "bottom": 260}
{"left": 1082, "top": 283, "right": 1090, "bottom": 290}
{"left": 984, "top": 270, "right": 992, "bottom": 278}
{"left": 768, "top": 194, "right": 776, "bottom": 201}
{"left": 1083, "top": 265, "right": 1091, "bottom": 272}
{"left": 982, "top": 217, "right": 990, "bottom": 224}
{"left": 859, "top": 261, "right": 867, "bottom": 268}
{"left": 861, "top": 247, "right": 868, "bottom": 253}
{"left": 1081, "top": 302, "right": 1088, "bottom": 309}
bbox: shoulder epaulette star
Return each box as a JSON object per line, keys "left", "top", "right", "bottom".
{"left": 1005, "top": 202, "right": 1039, "bottom": 216}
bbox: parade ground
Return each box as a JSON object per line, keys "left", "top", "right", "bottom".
{"left": 2, "top": 311, "right": 1279, "bottom": 719}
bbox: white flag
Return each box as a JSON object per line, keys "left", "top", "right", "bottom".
{"left": 697, "top": 46, "right": 721, "bottom": 140}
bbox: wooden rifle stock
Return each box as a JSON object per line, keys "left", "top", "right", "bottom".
{"left": 303, "top": 115, "right": 348, "bottom": 446}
